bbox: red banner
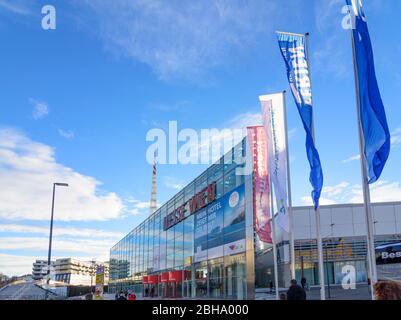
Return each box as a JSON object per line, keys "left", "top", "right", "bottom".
{"left": 247, "top": 126, "right": 272, "bottom": 243}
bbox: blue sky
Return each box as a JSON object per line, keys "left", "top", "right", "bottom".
{"left": 1, "top": 0, "right": 401, "bottom": 276}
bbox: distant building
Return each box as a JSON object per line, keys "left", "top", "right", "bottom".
{"left": 53, "top": 258, "right": 109, "bottom": 286}
{"left": 17, "top": 274, "right": 33, "bottom": 282}
{"left": 0, "top": 273, "right": 9, "bottom": 286}
{"left": 0, "top": 273, "right": 8, "bottom": 282}
{"left": 32, "top": 260, "right": 54, "bottom": 281}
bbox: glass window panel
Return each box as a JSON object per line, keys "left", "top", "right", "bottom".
{"left": 233, "top": 140, "right": 246, "bottom": 168}
{"left": 195, "top": 172, "right": 208, "bottom": 193}
{"left": 208, "top": 162, "right": 223, "bottom": 183}
{"left": 175, "top": 191, "right": 184, "bottom": 207}
{"left": 167, "top": 228, "right": 175, "bottom": 251}
{"left": 174, "top": 249, "right": 184, "bottom": 268}
{"left": 174, "top": 221, "right": 184, "bottom": 240}
{"left": 184, "top": 183, "right": 195, "bottom": 202}
{"left": 223, "top": 149, "right": 236, "bottom": 173}
{"left": 159, "top": 231, "right": 167, "bottom": 271}
{"left": 216, "top": 178, "right": 224, "bottom": 200}
{"left": 166, "top": 255, "right": 174, "bottom": 269}
{"left": 224, "top": 169, "right": 236, "bottom": 194}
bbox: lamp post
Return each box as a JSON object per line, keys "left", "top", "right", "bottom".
{"left": 46, "top": 182, "right": 68, "bottom": 299}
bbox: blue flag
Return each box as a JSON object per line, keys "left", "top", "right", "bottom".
{"left": 277, "top": 33, "right": 323, "bottom": 209}
{"left": 346, "top": 0, "right": 391, "bottom": 184}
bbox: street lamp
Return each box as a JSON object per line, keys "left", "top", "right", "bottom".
{"left": 46, "top": 182, "right": 68, "bottom": 299}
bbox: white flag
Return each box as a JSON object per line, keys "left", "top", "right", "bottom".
{"left": 260, "top": 93, "right": 289, "bottom": 232}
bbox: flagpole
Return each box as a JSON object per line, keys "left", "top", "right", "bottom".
{"left": 282, "top": 90, "right": 296, "bottom": 280}
{"left": 269, "top": 176, "right": 280, "bottom": 300}
{"left": 350, "top": 27, "right": 377, "bottom": 300}
{"left": 305, "top": 32, "right": 326, "bottom": 301}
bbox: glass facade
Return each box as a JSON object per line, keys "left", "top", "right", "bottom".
{"left": 293, "top": 235, "right": 401, "bottom": 286}
{"left": 109, "top": 139, "right": 249, "bottom": 299}
{"left": 255, "top": 234, "right": 401, "bottom": 289}
{"left": 109, "top": 134, "right": 401, "bottom": 298}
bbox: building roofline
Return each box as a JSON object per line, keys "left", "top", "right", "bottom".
{"left": 293, "top": 201, "right": 401, "bottom": 210}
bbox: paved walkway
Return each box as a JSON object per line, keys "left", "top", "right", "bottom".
{"left": 100, "top": 284, "right": 373, "bottom": 301}
{"left": 256, "top": 284, "right": 372, "bottom": 300}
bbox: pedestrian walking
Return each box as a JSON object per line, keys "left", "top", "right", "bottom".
{"left": 269, "top": 280, "right": 274, "bottom": 293}
{"left": 286, "top": 279, "right": 306, "bottom": 300}
{"left": 301, "top": 277, "right": 307, "bottom": 289}
{"left": 117, "top": 291, "right": 127, "bottom": 300}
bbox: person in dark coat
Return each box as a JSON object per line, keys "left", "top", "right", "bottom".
{"left": 287, "top": 279, "right": 306, "bottom": 300}
{"left": 117, "top": 291, "right": 127, "bottom": 300}
{"left": 301, "top": 277, "right": 307, "bottom": 289}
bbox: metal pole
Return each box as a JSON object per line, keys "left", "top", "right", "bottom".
{"left": 350, "top": 27, "right": 377, "bottom": 300}
{"left": 282, "top": 90, "right": 296, "bottom": 281}
{"left": 269, "top": 176, "right": 280, "bottom": 300}
{"left": 305, "top": 32, "right": 326, "bottom": 301}
{"left": 91, "top": 260, "right": 94, "bottom": 296}
{"left": 325, "top": 242, "right": 331, "bottom": 299}
{"left": 276, "top": 31, "right": 305, "bottom": 37}
{"left": 46, "top": 183, "right": 56, "bottom": 299}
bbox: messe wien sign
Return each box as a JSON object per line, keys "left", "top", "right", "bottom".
{"left": 163, "top": 182, "right": 216, "bottom": 231}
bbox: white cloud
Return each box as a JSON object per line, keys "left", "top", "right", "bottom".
{"left": 300, "top": 196, "right": 338, "bottom": 206}
{"left": 0, "top": 128, "right": 126, "bottom": 221}
{"left": 322, "top": 181, "right": 350, "bottom": 197}
{"left": 0, "top": 237, "right": 116, "bottom": 256}
{"left": 29, "top": 98, "right": 49, "bottom": 120}
{"left": 0, "top": 253, "right": 42, "bottom": 277}
{"left": 342, "top": 154, "right": 360, "bottom": 163}
{"left": 226, "top": 112, "right": 262, "bottom": 130}
{"left": 0, "top": 0, "right": 33, "bottom": 15}
{"left": 301, "top": 180, "right": 401, "bottom": 205}
{"left": 391, "top": 127, "right": 401, "bottom": 147}
{"left": 287, "top": 127, "right": 298, "bottom": 140}
{"left": 125, "top": 198, "right": 151, "bottom": 215}
{"left": 57, "top": 129, "right": 75, "bottom": 139}
{"left": 164, "top": 176, "right": 185, "bottom": 190}
{"left": 78, "top": 0, "right": 277, "bottom": 81}
{"left": 0, "top": 224, "right": 123, "bottom": 239}
{"left": 341, "top": 126, "right": 401, "bottom": 163}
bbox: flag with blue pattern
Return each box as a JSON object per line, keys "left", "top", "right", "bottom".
{"left": 346, "top": 0, "right": 391, "bottom": 184}
{"left": 277, "top": 32, "right": 323, "bottom": 209}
